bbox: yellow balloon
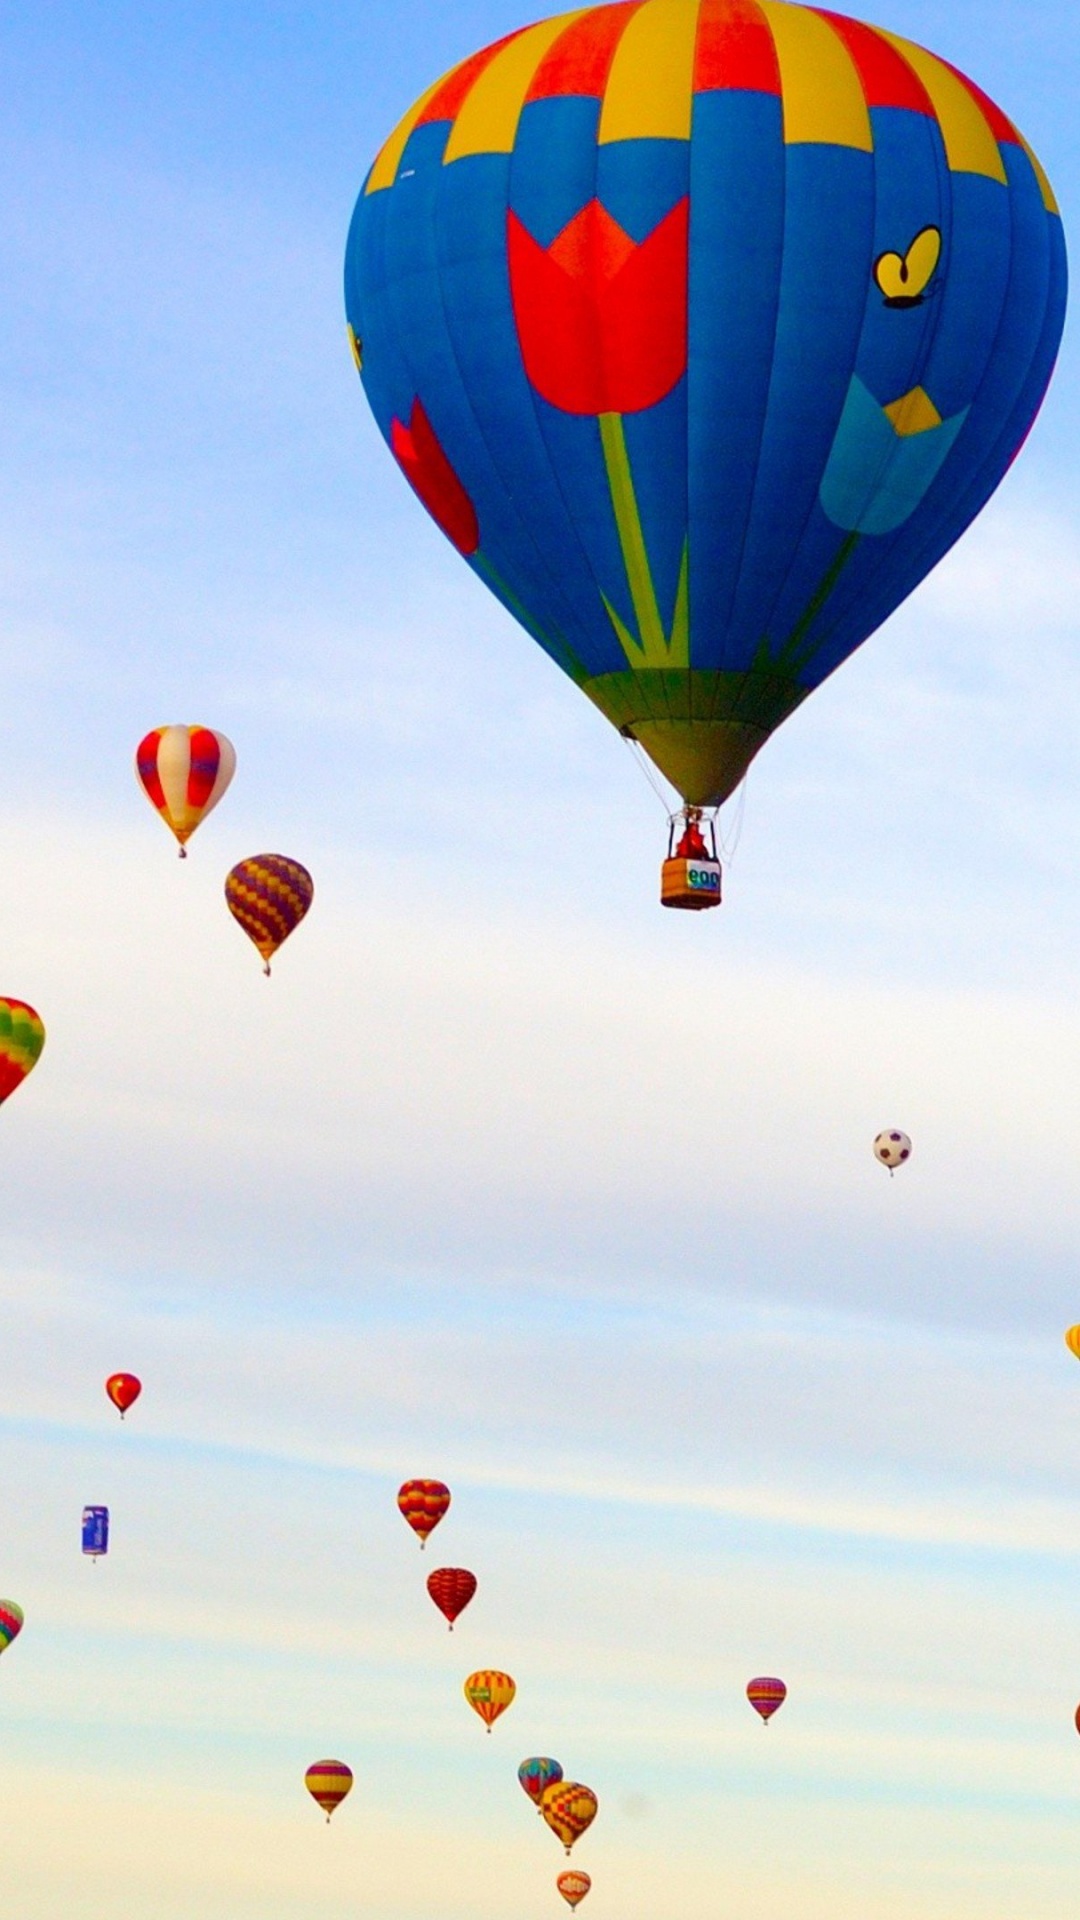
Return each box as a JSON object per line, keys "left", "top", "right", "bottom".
{"left": 463, "top": 1669, "right": 516, "bottom": 1732}
{"left": 1065, "top": 1326, "right": 1080, "bottom": 1361}
{"left": 540, "top": 1781, "right": 599, "bottom": 1854}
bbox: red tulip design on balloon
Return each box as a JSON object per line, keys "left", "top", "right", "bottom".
{"left": 390, "top": 399, "right": 480, "bottom": 556}
{"left": 507, "top": 196, "right": 690, "bottom": 670}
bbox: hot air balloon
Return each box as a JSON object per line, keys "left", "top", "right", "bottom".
{"left": 225, "top": 855, "right": 313, "bottom": 975}
{"left": 345, "top": 0, "right": 1065, "bottom": 905}
{"left": 0, "top": 1601, "right": 23, "bottom": 1655}
{"left": 540, "top": 1781, "right": 599, "bottom": 1854}
{"left": 464, "top": 1669, "right": 516, "bottom": 1731}
{"left": 557, "top": 1871, "right": 592, "bottom": 1910}
{"left": 135, "top": 727, "right": 236, "bottom": 856}
{"left": 427, "top": 1567, "right": 477, "bottom": 1629}
{"left": 747, "top": 1676, "right": 787, "bottom": 1723}
{"left": 82, "top": 1506, "right": 109, "bottom": 1560}
{"left": 0, "top": 1000, "right": 44, "bottom": 1108}
{"left": 1074, "top": 1702, "right": 1080, "bottom": 1736}
{"left": 398, "top": 1479, "right": 451, "bottom": 1547}
{"left": 305, "top": 1759, "right": 354, "bottom": 1822}
{"left": 519, "top": 1756, "right": 564, "bottom": 1812}
{"left": 874, "top": 1129, "right": 911, "bottom": 1172}
{"left": 106, "top": 1373, "right": 142, "bottom": 1419}
{"left": 1064, "top": 1327, "right": 1080, "bottom": 1362}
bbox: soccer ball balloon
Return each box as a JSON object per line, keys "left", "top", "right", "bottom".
{"left": 874, "top": 1130, "right": 912, "bottom": 1171}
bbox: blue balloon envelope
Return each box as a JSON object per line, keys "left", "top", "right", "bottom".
{"left": 345, "top": 0, "right": 1066, "bottom": 808}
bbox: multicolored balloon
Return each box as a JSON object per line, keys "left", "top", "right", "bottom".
{"left": 519, "top": 1755, "right": 564, "bottom": 1812}
{"left": 540, "top": 1781, "right": 598, "bottom": 1854}
{"left": 464, "top": 1669, "right": 516, "bottom": 1732}
{"left": 225, "top": 855, "right": 313, "bottom": 975}
{"left": 427, "top": 1566, "right": 477, "bottom": 1629}
{"left": 0, "top": 1601, "right": 23, "bottom": 1654}
{"left": 135, "top": 727, "right": 236, "bottom": 856}
{"left": 346, "top": 2, "right": 1065, "bottom": 851}
{"left": 1064, "top": 1327, "right": 1080, "bottom": 1362}
{"left": 557, "top": 1871, "right": 592, "bottom": 1910}
{"left": 874, "top": 1129, "right": 912, "bottom": 1172}
{"left": 106, "top": 1373, "right": 142, "bottom": 1419}
{"left": 398, "top": 1479, "right": 451, "bottom": 1547}
{"left": 747, "top": 1676, "right": 787, "bottom": 1724}
{"left": 0, "top": 1000, "right": 44, "bottom": 1108}
{"left": 305, "top": 1759, "right": 353, "bottom": 1822}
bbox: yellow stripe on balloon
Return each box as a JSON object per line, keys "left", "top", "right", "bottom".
{"left": 366, "top": 70, "right": 456, "bottom": 194}
{"left": 444, "top": 13, "right": 588, "bottom": 162}
{"left": 877, "top": 31, "right": 1006, "bottom": 182}
{"left": 759, "top": 2, "right": 871, "bottom": 151}
{"left": 598, "top": 0, "right": 697, "bottom": 145}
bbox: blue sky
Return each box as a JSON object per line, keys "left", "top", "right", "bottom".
{"left": 2, "top": 1, "right": 1080, "bottom": 1915}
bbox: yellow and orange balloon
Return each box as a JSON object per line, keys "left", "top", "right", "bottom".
{"left": 464, "top": 1669, "right": 515, "bottom": 1732}
{"left": 557, "top": 1871, "right": 592, "bottom": 1910}
{"left": 1065, "top": 1326, "right": 1080, "bottom": 1362}
{"left": 398, "top": 1478, "right": 450, "bottom": 1547}
{"left": 540, "top": 1781, "right": 598, "bottom": 1854}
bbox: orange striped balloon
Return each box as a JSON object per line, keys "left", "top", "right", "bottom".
{"left": 747, "top": 1676, "right": 787, "bottom": 1723}
{"left": 397, "top": 1478, "right": 450, "bottom": 1547}
{"left": 463, "top": 1669, "right": 515, "bottom": 1732}
{"left": 305, "top": 1759, "right": 353, "bottom": 1822}
{"left": 136, "top": 726, "right": 235, "bottom": 855}
{"left": 540, "top": 1781, "right": 598, "bottom": 1854}
{"left": 557, "top": 1871, "right": 592, "bottom": 1910}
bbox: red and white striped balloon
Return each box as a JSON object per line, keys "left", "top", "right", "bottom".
{"left": 136, "top": 726, "right": 236, "bottom": 856}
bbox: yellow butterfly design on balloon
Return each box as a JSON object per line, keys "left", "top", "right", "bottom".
{"left": 873, "top": 226, "right": 942, "bottom": 308}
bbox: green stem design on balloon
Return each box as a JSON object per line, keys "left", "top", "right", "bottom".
{"left": 599, "top": 412, "right": 689, "bottom": 672}
{"left": 769, "top": 530, "right": 861, "bottom": 677}
{"left": 474, "top": 553, "right": 589, "bottom": 687}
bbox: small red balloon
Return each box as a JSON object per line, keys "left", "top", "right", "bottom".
{"left": 426, "top": 1567, "right": 477, "bottom": 1629}
{"left": 106, "top": 1374, "right": 142, "bottom": 1419}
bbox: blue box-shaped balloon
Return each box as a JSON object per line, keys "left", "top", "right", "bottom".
{"left": 82, "top": 1505, "right": 109, "bottom": 1556}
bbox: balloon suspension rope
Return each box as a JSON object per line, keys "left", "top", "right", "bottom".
{"left": 619, "top": 732, "right": 746, "bottom": 859}
{"left": 620, "top": 732, "right": 675, "bottom": 814}
{"left": 715, "top": 775, "right": 749, "bottom": 864}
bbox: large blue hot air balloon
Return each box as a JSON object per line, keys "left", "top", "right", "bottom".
{"left": 344, "top": 0, "right": 1065, "bottom": 895}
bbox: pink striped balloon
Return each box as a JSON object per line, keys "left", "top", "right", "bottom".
{"left": 747, "top": 1676, "right": 787, "bottom": 1724}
